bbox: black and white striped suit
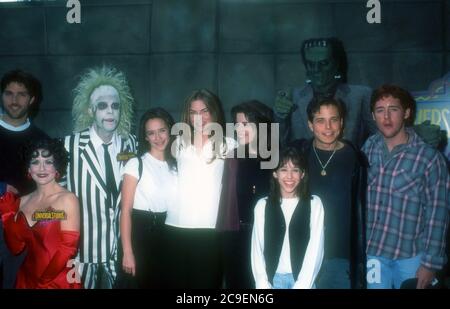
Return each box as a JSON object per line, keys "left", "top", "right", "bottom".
{"left": 63, "top": 128, "right": 137, "bottom": 289}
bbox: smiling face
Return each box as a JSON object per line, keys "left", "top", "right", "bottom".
{"left": 235, "top": 112, "right": 257, "bottom": 146}
{"left": 308, "top": 104, "right": 343, "bottom": 149}
{"left": 273, "top": 159, "right": 303, "bottom": 198}
{"left": 145, "top": 117, "right": 170, "bottom": 156}
{"left": 89, "top": 85, "right": 121, "bottom": 136}
{"left": 189, "top": 99, "right": 212, "bottom": 133}
{"left": 28, "top": 149, "right": 57, "bottom": 186}
{"left": 1, "top": 82, "right": 35, "bottom": 124}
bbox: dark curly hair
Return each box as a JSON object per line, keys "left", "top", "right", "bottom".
{"left": 370, "top": 84, "right": 416, "bottom": 126}
{"left": 21, "top": 138, "right": 69, "bottom": 177}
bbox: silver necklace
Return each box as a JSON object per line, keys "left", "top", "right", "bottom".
{"left": 312, "top": 143, "right": 337, "bottom": 176}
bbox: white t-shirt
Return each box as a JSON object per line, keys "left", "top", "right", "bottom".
{"left": 122, "top": 153, "right": 177, "bottom": 213}
{"left": 251, "top": 195, "right": 324, "bottom": 289}
{"left": 165, "top": 136, "right": 237, "bottom": 228}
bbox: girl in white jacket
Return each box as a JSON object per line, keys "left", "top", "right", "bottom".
{"left": 251, "top": 146, "right": 324, "bottom": 289}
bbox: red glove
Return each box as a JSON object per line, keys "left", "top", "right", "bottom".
{"left": 0, "top": 191, "right": 20, "bottom": 215}
{"left": 37, "top": 230, "right": 80, "bottom": 288}
{"left": 2, "top": 212, "right": 30, "bottom": 255}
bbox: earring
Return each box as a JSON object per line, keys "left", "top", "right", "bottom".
{"left": 55, "top": 171, "right": 60, "bottom": 180}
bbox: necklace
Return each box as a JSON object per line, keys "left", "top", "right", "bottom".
{"left": 312, "top": 143, "right": 337, "bottom": 176}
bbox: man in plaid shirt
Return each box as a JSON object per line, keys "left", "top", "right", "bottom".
{"left": 362, "top": 84, "right": 449, "bottom": 289}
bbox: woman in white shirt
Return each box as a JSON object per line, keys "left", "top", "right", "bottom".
{"left": 251, "top": 146, "right": 324, "bottom": 289}
{"left": 165, "top": 89, "right": 236, "bottom": 288}
{"left": 119, "top": 107, "right": 177, "bottom": 288}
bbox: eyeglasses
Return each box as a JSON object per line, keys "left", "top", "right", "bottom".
{"left": 96, "top": 102, "right": 120, "bottom": 111}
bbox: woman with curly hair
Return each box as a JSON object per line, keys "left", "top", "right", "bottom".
{"left": 0, "top": 138, "right": 81, "bottom": 289}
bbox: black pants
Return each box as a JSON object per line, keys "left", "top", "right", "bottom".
{"left": 164, "top": 225, "right": 222, "bottom": 289}
{"left": 117, "top": 209, "right": 166, "bottom": 289}
{"left": 221, "top": 224, "right": 254, "bottom": 289}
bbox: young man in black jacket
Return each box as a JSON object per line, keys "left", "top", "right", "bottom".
{"left": 291, "top": 97, "right": 366, "bottom": 289}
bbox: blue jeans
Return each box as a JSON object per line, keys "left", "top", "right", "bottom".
{"left": 366, "top": 254, "right": 422, "bottom": 289}
{"left": 316, "top": 258, "right": 351, "bottom": 289}
{"left": 273, "top": 273, "right": 295, "bottom": 289}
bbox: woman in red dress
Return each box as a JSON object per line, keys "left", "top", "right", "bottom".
{"left": 0, "top": 138, "right": 81, "bottom": 289}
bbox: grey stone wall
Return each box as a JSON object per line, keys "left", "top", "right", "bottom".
{"left": 0, "top": 0, "right": 448, "bottom": 138}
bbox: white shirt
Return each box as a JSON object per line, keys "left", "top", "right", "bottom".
{"left": 165, "top": 136, "right": 237, "bottom": 228}
{"left": 122, "top": 153, "right": 177, "bottom": 213}
{"left": 0, "top": 117, "right": 30, "bottom": 131}
{"left": 251, "top": 195, "right": 324, "bottom": 289}
{"left": 89, "top": 126, "right": 120, "bottom": 183}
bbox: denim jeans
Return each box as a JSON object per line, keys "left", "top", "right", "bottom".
{"left": 316, "top": 258, "right": 351, "bottom": 289}
{"left": 366, "top": 254, "right": 422, "bottom": 289}
{"left": 273, "top": 273, "right": 295, "bottom": 289}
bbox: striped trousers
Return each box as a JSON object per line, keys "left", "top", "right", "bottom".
{"left": 79, "top": 260, "right": 117, "bottom": 289}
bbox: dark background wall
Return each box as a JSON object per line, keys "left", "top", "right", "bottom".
{"left": 0, "top": 0, "right": 449, "bottom": 138}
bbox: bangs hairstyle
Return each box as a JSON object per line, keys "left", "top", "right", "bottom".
{"left": 300, "top": 37, "right": 348, "bottom": 83}
{"left": 306, "top": 97, "right": 346, "bottom": 123}
{"left": 231, "top": 100, "right": 274, "bottom": 158}
{"left": 72, "top": 66, "right": 135, "bottom": 137}
{"left": 21, "top": 138, "right": 69, "bottom": 177}
{"left": 268, "top": 146, "right": 310, "bottom": 207}
{"left": 138, "top": 107, "right": 177, "bottom": 171}
{"left": 231, "top": 99, "right": 274, "bottom": 125}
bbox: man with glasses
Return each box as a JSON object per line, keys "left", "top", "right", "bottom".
{"left": 0, "top": 69, "right": 49, "bottom": 288}
{"left": 62, "top": 66, "right": 137, "bottom": 288}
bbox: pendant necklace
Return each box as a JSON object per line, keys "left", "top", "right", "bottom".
{"left": 312, "top": 142, "right": 337, "bottom": 176}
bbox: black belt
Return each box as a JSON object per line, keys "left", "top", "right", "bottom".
{"left": 132, "top": 209, "right": 167, "bottom": 231}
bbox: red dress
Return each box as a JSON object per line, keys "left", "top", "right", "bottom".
{"left": 0, "top": 192, "right": 81, "bottom": 289}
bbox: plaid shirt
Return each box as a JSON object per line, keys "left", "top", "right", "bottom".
{"left": 362, "top": 128, "right": 449, "bottom": 270}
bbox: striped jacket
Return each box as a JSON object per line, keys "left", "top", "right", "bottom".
{"left": 63, "top": 128, "right": 137, "bottom": 265}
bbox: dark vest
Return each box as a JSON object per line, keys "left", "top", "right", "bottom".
{"left": 264, "top": 197, "right": 311, "bottom": 283}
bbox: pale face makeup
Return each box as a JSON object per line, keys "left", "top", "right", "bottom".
{"left": 90, "top": 85, "right": 121, "bottom": 136}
